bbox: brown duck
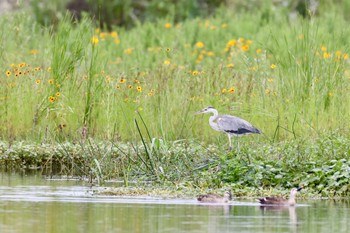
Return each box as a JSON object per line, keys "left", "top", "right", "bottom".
{"left": 258, "top": 188, "right": 302, "bottom": 206}
{"left": 197, "top": 190, "right": 232, "bottom": 203}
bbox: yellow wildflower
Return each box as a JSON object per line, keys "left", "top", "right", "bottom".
{"left": 91, "top": 36, "right": 99, "bottom": 45}
{"left": 48, "top": 96, "right": 56, "bottom": 103}
{"left": 124, "top": 48, "right": 134, "bottom": 55}
{"left": 195, "top": 41, "right": 205, "bottom": 49}
{"left": 110, "top": 31, "right": 118, "bottom": 38}
{"left": 226, "top": 39, "right": 236, "bottom": 47}
{"left": 6, "top": 71, "right": 11, "bottom": 76}
{"left": 242, "top": 44, "right": 249, "bottom": 52}
{"left": 136, "top": 86, "right": 142, "bottom": 92}
{"left": 164, "top": 23, "right": 172, "bottom": 29}
{"left": 270, "top": 64, "right": 277, "bottom": 69}
{"left": 118, "top": 78, "right": 126, "bottom": 83}
{"left": 323, "top": 52, "right": 331, "bottom": 59}
{"left": 228, "top": 87, "right": 235, "bottom": 93}
{"left": 192, "top": 71, "right": 199, "bottom": 76}
{"left": 164, "top": 59, "right": 171, "bottom": 65}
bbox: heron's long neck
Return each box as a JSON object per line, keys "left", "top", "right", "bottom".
{"left": 209, "top": 109, "right": 220, "bottom": 131}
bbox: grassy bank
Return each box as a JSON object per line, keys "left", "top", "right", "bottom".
{"left": 1, "top": 131, "right": 349, "bottom": 197}
{"left": 0, "top": 5, "right": 350, "bottom": 197}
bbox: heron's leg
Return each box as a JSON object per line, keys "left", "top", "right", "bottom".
{"left": 227, "top": 134, "right": 232, "bottom": 151}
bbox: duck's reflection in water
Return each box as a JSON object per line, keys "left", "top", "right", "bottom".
{"left": 259, "top": 205, "right": 298, "bottom": 232}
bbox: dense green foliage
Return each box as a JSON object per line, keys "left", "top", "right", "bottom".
{"left": 0, "top": 2, "right": 350, "bottom": 197}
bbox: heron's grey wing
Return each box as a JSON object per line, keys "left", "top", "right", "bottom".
{"left": 216, "top": 115, "right": 260, "bottom": 135}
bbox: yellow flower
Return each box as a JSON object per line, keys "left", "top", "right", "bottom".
{"left": 321, "top": 46, "right": 327, "bottom": 52}
{"left": 134, "top": 79, "right": 140, "bottom": 84}
{"left": 118, "top": 78, "right": 126, "bottom": 83}
{"left": 19, "top": 63, "right": 26, "bottom": 68}
{"left": 124, "top": 48, "right": 134, "bottom": 55}
{"left": 48, "top": 96, "right": 56, "bottom": 103}
{"left": 164, "top": 59, "right": 171, "bottom": 65}
{"left": 242, "top": 44, "right": 249, "bottom": 52}
{"left": 206, "top": 51, "right": 215, "bottom": 56}
{"left": 6, "top": 71, "right": 11, "bottom": 76}
{"left": 47, "top": 67, "right": 52, "bottom": 72}
{"left": 48, "top": 79, "right": 54, "bottom": 84}
{"left": 195, "top": 41, "right": 205, "bottom": 49}
{"left": 30, "top": 49, "right": 39, "bottom": 55}
{"left": 256, "top": 48, "right": 262, "bottom": 54}
{"left": 270, "top": 64, "right": 277, "bottom": 69}
{"left": 110, "top": 31, "right": 118, "bottom": 38}
{"left": 136, "top": 86, "right": 142, "bottom": 92}
{"left": 115, "top": 85, "right": 121, "bottom": 89}
{"left": 164, "top": 23, "right": 172, "bottom": 29}
{"left": 192, "top": 71, "right": 199, "bottom": 76}
{"left": 56, "top": 92, "right": 61, "bottom": 97}
{"left": 36, "top": 79, "right": 41, "bottom": 84}
{"left": 323, "top": 52, "right": 331, "bottom": 59}
{"left": 165, "top": 48, "right": 171, "bottom": 52}
{"left": 343, "top": 53, "right": 349, "bottom": 60}
{"left": 228, "top": 87, "right": 235, "bottom": 93}
{"left": 221, "top": 23, "right": 227, "bottom": 28}
{"left": 148, "top": 92, "right": 154, "bottom": 96}
{"left": 128, "top": 85, "right": 133, "bottom": 89}
{"left": 226, "top": 39, "right": 236, "bottom": 47}
{"left": 335, "top": 50, "right": 342, "bottom": 58}
{"left": 91, "top": 36, "right": 99, "bottom": 45}
{"left": 265, "top": 89, "right": 271, "bottom": 94}
{"left": 226, "top": 64, "right": 234, "bottom": 68}
{"left": 221, "top": 88, "right": 227, "bottom": 93}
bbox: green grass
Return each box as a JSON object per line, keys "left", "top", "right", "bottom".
{"left": 0, "top": 5, "right": 350, "bottom": 197}
{"left": 1, "top": 8, "right": 349, "bottom": 144}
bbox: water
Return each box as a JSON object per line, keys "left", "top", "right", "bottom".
{"left": 0, "top": 173, "right": 349, "bottom": 233}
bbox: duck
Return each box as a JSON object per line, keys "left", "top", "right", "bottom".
{"left": 258, "top": 187, "right": 302, "bottom": 206}
{"left": 197, "top": 190, "right": 232, "bottom": 203}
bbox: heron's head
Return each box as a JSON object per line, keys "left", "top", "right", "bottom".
{"left": 195, "top": 106, "right": 216, "bottom": 115}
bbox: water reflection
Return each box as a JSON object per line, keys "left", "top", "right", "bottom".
{"left": 259, "top": 205, "right": 298, "bottom": 232}
{"left": 1, "top": 173, "right": 350, "bottom": 233}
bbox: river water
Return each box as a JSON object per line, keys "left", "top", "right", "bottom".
{"left": 0, "top": 173, "right": 349, "bottom": 233}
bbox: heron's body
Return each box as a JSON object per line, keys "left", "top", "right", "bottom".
{"left": 195, "top": 106, "right": 260, "bottom": 150}
{"left": 197, "top": 190, "right": 232, "bottom": 203}
{"left": 258, "top": 188, "right": 301, "bottom": 206}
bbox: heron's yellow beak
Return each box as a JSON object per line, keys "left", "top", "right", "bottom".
{"left": 194, "top": 110, "right": 205, "bottom": 115}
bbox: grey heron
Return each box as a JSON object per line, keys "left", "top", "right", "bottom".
{"left": 195, "top": 106, "right": 261, "bottom": 150}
